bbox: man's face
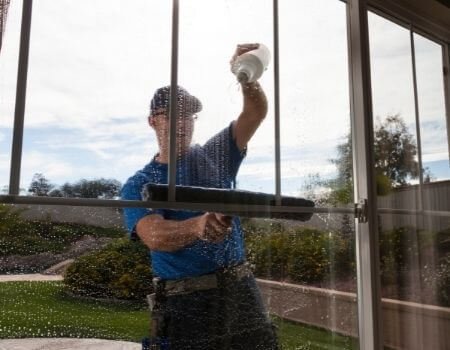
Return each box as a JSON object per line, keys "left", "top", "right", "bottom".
{"left": 150, "top": 108, "right": 196, "bottom": 156}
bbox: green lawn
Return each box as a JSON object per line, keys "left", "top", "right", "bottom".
{"left": 0, "top": 282, "right": 358, "bottom": 350}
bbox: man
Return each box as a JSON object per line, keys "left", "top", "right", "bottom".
{"left": 121, "top": 43, "right": 278, "bottom": 349}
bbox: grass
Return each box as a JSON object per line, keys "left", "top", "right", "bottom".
{"left": 0, "top": 282, "right": 358, "bottom": 349}
{"left": 273, "top": 317, "right": 358, "bottom": 350}
{"left": 0, "top": 281, "right": 148, "bottom": 341}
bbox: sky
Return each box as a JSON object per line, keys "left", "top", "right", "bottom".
{"left": 0, "top": 0, "right": 449, "bottom": 196}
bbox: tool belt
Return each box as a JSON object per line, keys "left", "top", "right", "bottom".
{"left": 148, "top": 262, "right": 252, "bottom": 309}
{"left": 164, "top": 262, "right": 252, "bottom": 296}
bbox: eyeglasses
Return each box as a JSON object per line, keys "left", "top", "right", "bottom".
{"left": 151, "top": 112, "right": 198, "bottom": 121}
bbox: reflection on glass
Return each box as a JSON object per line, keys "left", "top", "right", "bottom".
{"left": 414, "top": 33, "right": 450, "bottom": 182}
{"left": 369, "top": 12, "right": 450, "bottom": 350}
{"left": 368, "top": 12, "right": 420, "bottom": 208}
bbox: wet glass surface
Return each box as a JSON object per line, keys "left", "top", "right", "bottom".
{"left": 0, "top": 0, "right": 366, "bottom": 348}
{"left": 0, "top": 202, "right": 359, "bottom": 349}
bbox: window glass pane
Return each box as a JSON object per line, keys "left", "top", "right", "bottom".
{"left": 1, "top": 1, "right": 359, "bottom": 349}
{"left": 179, "top": 0, "right": 275, "bottom": 193}
{"left": 0, "top": 0, "right": 21, "bottom": 194}
{"left": 369, "top": 12, "right": 450, "bottom": 350}
{"left": 279, "top": 0, "right": 352, "bottom": 205}
{"left": 414, "top": 33, "right": 450, "bottom": 182}
{"left": 16, "top": 0, "right": 171, "bottom": 197}
{"left": 369, "top": 12, "right": 420, "bottom": 210}
{"left": 172, "top": 1, "right": 358, "bottom": 348}
{"left": 1, "top": 201, "right": 359, "bottom": 348}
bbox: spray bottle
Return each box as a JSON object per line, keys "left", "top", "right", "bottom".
{"left": 232, "top": 43, "right": 271, "bottom": 83}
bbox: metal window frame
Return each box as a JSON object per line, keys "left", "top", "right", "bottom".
{"left": 410, "top": 28, "right": 425, "bottom": 211}
{"left": 367, "top": 0, "right": 450, "bottom": 44}
{"left": 8, "top": 0, "right": 32, "bottom": 195}
{"left": 444, "top": 44, "right": 450, "bottom": 168}
{"left": 167, "top": 0, "right": 179, "bottom": 202}
{"left": 347, "top": 0, "right": 383, "bottom": 348}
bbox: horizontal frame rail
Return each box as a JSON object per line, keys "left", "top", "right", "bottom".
{"left": 3, "top": 195, "right": 450, "bottom": 219}
{"left": 2, "top": 195, "right": 450, "bottom": 217}
{"left": 0, "top": 194, "right": 354, "bottom": 215}
{"left": 377, "top": 207, "right": 450, "bottom": 217}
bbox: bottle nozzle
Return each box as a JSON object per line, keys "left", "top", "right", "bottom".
{"left": 237, "top": 71, "right": 249, "bottom": 84}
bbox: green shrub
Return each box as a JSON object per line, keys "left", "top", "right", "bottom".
{"left": 64, "top": 238, "right": 153, "bottom": 301}
{"left": 0, "top": 204, "right": 25, "bottom": 231}
{"left": 287, "top": 229, "right": 331, "bottom": 283}
{"left": 436, "top": 228, "right": 450, "bottom": 257}
{"left": 379, "top": 227, "right": 441, "bottom": 284}
{"left": 289, "top": 228, "right": 350, "bottom": 284}
{"left": 436, "top": 256, "right": 450, "bottom": 307}
{"left": 0, "top": 213, "right": 125, "bottom": 256}
{"left": 247, "top": 231, "right": 291, "bottom": 280}
{"left": 244, "top": 221, "right": 353, "bottom": 284}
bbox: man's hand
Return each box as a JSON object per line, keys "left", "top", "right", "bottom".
{"left": 230, "top": 43, "right": 268, "bottom": 151}
{"left": 196, "top": 212, "right": 233, "bottom": 243}
{"left": 230, "top": 43, "right": 260, "bottom": 74}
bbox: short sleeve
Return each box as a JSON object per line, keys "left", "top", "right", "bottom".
{"left": 202, "top": 122, "right": 246, "bottom": 181}
{"left": 121, "top": 175, "right": 165, "bottom": 240}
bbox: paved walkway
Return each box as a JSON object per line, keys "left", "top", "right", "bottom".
{"left": 0, "top": 275, "right": 141, "bottom": 349}
{"left": 0, "top": 274, "right": 63, "bottom": 282}
{"left": 0, "top": 338, "right": 140, "bottom": 350}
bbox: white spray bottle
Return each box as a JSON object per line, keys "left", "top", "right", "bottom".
{"left": 232, "top": 43, "right": 271, "bottom": 83}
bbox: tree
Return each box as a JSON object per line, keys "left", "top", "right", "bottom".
{"left": 373, "top": 115, "right": 420, "bottom": 187}
{"left": 49, "top": 182, "right": 75, "bottom": 198}
{"left": 327, "top": 114, "right": 429, "bottom": 205}
{"left": 50, "top": 178, "right": 121, "bottom": 199}
{"left": 28, "top": 173, "right": 54, "bottom": 196}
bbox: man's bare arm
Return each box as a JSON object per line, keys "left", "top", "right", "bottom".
{"left": 136, "top": 212, "right": 232, "bottom": 252}
{"left": 230, "top": 43, "right": 268, "bottom": 151}
{"left": 232, "top": 80, "right": 268, "bottom": 151}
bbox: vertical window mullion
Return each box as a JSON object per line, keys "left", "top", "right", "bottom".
{"left": 273, "top": 0, "right": 281, "bottom": 204}
{"left": 443, "top": 44, "right": 450, "bottom": 169}
{"left": 410, "top": 27, "right": 424, "bottom": 210}
{"left": 168, "top": 0, "right": 180, "bottom": 202}
{"left": 9, "top": 0, "right": 33, "bottom": 195}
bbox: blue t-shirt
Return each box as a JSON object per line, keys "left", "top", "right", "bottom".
{"left": 121, "top": 123, "right": 247, "bottom": 280}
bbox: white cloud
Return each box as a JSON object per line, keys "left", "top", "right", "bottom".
{"left": 21, "top": 151, "right": 75, "bottom": 184}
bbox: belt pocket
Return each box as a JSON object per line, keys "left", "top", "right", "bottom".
{"left": 147, "top": 293, "right": 156, "bottom": 311}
